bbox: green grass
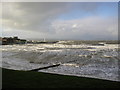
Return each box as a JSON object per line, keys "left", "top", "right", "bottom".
{"left": 2, "top": 68, "right": 120, "bottom": 88}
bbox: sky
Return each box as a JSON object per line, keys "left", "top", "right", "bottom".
{"left": 1, "top": 2, "right": 118, "bottom": 40}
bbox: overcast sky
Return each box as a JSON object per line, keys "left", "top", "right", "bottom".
{"left": 1, "top": 2, "right": 118, "bottom": 40}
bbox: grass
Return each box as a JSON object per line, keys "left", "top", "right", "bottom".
{"left": 2, "top": 68, "right": 120, "bottom": 88}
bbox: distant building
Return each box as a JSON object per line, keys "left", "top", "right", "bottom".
{"left": 0, "top": 37, "right": 2, "bottom": 45}
{"left": 1, "top": 36, "right": 27, "bottom": 45}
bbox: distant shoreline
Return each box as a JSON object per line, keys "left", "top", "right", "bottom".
{"left": 1, "top": 40, "right": 119, "bottom": 45}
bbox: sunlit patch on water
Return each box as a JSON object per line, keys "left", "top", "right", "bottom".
{"left": 62, "top": 63, "right": 79, "bottom": 67}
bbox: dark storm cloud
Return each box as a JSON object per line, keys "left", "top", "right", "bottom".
{"left": 2, "top": 2, "right": 100, "bottom": 32}
{"left": 2, "top": 2, "right": 70, "bottom": 31}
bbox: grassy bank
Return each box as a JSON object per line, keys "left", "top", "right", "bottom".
{"left": 2, "top": 68, "right": 120, "bottom": 88}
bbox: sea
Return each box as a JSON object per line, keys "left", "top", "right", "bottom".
{"left": 0, "top": 40, "right": 120, "bottom": 81}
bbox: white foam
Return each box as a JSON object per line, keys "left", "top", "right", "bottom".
{"left": 1, "top": 43, "right": 119, "bottom": 81}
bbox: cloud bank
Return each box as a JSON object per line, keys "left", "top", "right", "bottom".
{"left": 1, "top": 2, "right": 118, "bottom": 40}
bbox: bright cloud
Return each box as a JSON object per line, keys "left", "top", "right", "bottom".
{"left": 50, "top": 16, "right": 117, "bottom": 40}
{"left": 1, "top": 2, "right": 118, "bottom": 40}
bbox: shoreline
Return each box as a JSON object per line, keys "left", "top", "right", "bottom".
{"left": 2, "top": 68, "right": 120, "bottom": 88}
